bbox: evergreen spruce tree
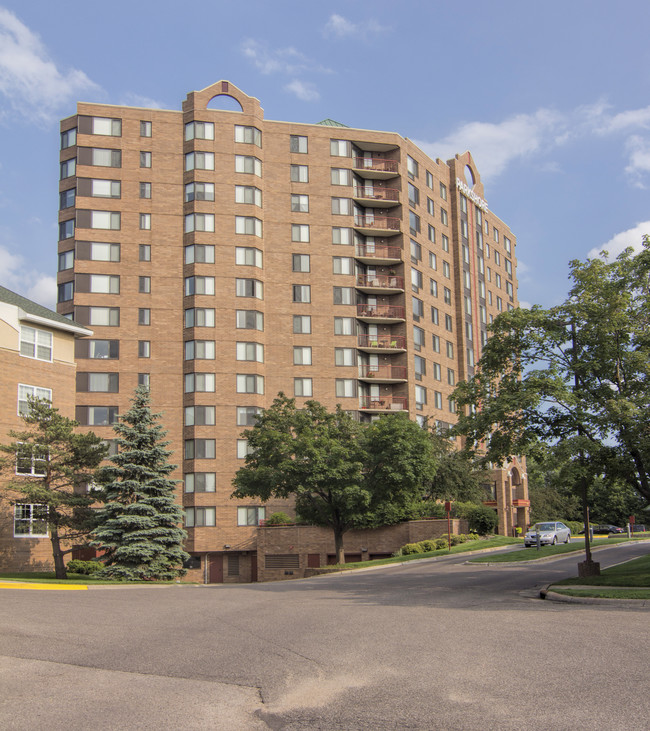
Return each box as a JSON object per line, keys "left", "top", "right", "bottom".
{"left": 91, "top": 386, "right": 189, "bottom": 580}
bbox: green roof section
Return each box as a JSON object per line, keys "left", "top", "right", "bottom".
{"left": 317, "top": 118, "right": 350, "bottom": 128}
{"left": 0, "top": 285, "right": 86, "bottom": 330}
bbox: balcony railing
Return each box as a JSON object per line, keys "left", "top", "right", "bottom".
{"left": 356, "top": 274, "right": 404, "bottom": 290}
{"left": 356, "top": 304, "right": 405, "bottom": 319}
{"left": 354, "top": 215, "right": 401, "bottom": 231}
{"left": 358, "top": 364, "right": 407, "bottom": 380}
{"left": 357, "top": 334, "right": 406, "bottom": 350}
{"left": 353, "top": 158, "right": 399, "bottom": 174}
{"left": 355, "top": 243, "right": 401, "bottom": 260}
{"left": 359, "top": 396, "right": 408, "bottom": 411}
{"left": 353, "top": 186, "right": 400, "bottom": 202}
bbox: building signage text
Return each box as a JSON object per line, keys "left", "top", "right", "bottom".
{"left": 456, "top": 178, "right": 488, "bottom": 212}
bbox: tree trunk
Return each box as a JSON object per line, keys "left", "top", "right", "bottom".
{"left": 334, "top": 528, "right": 345, "bottom": 565}
{"left": 50, "top": 527, "right": 68, "bottom": 579}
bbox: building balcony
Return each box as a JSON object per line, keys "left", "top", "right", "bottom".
{"left": 358, "top": 364, "right": 407, "bottom": 383}
{"left": 356, "top": 304, "right": 405, "bottom": 322}
{"left": 352, "top": 186, "right": 400, "bottom": 208}
{"left": 359, "top": 396, "right": 409, "bottom": 412}
{"left": 512, "top": 499, "right": 531, "bottom": 508}
{"left": 354, "top": 244, "right": 402, "bottom": 265}
{"left": 353, "top": 215, "right": 401, "bottom": 237}
{"left": 356, "top": 274, "right": 404, "bottom": 293}
{"left": 353, "top": 157, "right": 399, "bottom": 179}
{"left": 357, "top": 334, "right": 406, "bottom": 352}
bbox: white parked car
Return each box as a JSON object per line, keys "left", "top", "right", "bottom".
{"left": 524, "top": 522, "right": 571, "bottom": 547}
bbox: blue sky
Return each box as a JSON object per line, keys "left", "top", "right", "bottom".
{"left": 0, "top": 0, "right": 649, "bottom": 310}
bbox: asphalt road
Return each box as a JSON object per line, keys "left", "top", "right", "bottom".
{"left": 1, "top": 542, "right": 649, "bottom": 730}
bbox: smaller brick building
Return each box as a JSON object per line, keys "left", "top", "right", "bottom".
{"left": 0, "top": 286, "right": 91, "bottom": 572}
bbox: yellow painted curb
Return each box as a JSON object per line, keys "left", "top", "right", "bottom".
{"left": 0, "top": 581, "right": 88, "bottom": 591}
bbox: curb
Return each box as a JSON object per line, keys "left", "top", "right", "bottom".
{"left": 540, "top": 584, "right": 650, "bottom": 608}
{"left": 0, "top": 581, "right": 88, "bottom": 591}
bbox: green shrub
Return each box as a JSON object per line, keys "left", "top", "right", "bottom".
{"left": 419, "top": 540, "right": 437, "bottom": 552}
{"left": 264, "top": 512, "right": 293, "bottom": 526}
{"left": 464, "top": 532, "right": 481, "bottom": 540}
{"left": 67, "top": 559, "right": 102, "bottom": 575}
{"left": 434, "top": 538, "right": 448, "bottom": 550}
{"left": 467, "top": 505, "right": 498, "bottom": 535}
{"left": 409, "top": 501, "right": 446, "bottom": 519}
{"left": 401, "top": 542, "right": 424, "bottom": 555}
{"left": 564, "top": 520, "right": 582, "bottom": 535}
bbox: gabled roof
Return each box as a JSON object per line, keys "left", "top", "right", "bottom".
{"left": 0, "top": 285, "right": 90, "bottom": 335}
{"left": 317, "top": 118, "right": 350, "bottom": 128}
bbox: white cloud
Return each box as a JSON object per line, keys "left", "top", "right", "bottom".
{"left": 285, "top": 80, "right": 319, "bottom": 102}
{"left": 119, "top": 92, "right": 165, "bottom": 109}
{"left": 414, "top": 108, "right": 566, "bottom": 179}
{"left": 588, "top": 221, "right": 650, "bottom": 260}
{"left": 323, "top": 14, "right": 387, "bottom": 39}
{"left": 0, "top": 7, "right": 99, "bottom": 124}
{"left": 624, "top": 135, "right": 650, "bottom": 186}
{"left": 596, "top": 105, "right": 650, "bottom": 133}
{"left": 0, "top": 245, "right": 56, "bottom": 309}
{"left": 241, "top": 39, "right": 331, "bottom": 76}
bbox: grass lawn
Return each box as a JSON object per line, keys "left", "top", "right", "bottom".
{"left": 321, "top": 536, "right": 522, "bottom": 571}
{"left": 0, "top": 571, "right": 180, "bottom": 585}
{"left": 469, "top": 535, "right": 648, "bottom": 564}
{"left": 553, "top": 552, "right": 650, "bottom": 587}
{"left": 551, "top": 587, "right": 650, "bottom": 600}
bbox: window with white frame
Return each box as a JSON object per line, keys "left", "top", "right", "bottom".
{"left": 20, "top": 327, "right": 52, "bottom": 361}
{"left": 235, "top": 125, "right": 262, "bottom": 146}
{"left": 185, "top": 121, "right": 214, "bottom": 140}
{"left": 17, "top": 385, "right": 51, "bottom": 416}
{"left": 236, "top": 439, "right": 253, "bottom": 459}
{"left": 235, "top": 186, "right": 262, "bottom": 206}
{"left": 235, "top": 155, "right": 262, "bottom": 176}
{"left": 16, "top": 444, "right": 48, "bottom": 477}
{"left": 235, "top": 247, "right": 263, "bottom": 267}
{"left": 415, "top": 385, "right": 427, "bottom": 410}
{"left": 14, "top": 504, "right": 48, "bottom": 537}
{"left": 236, "top": 374, "right": 264, "bottom": 394}
{"left": 235, "top": 216, "right": 262, "bottom": 237}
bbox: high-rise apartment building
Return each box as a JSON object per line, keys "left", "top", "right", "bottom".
{"left": 57, "top": 80, "right": 529, "bottom": 582}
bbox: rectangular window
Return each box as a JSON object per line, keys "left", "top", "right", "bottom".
{"left": 237, "top": 406, "right": 262, "bottom": 426}
{"left": 88, "top": 210, "right": 120, "bottom": 230}
{"left": 443, "top": 261, "right": 451, "bottom": 278}
{"left": 235, "top": 185, "right": 262, "bottom": 206}
{"left": 17, "top": 384, "right": 51, "bottom": 415}
{"left": 426, "top": 171, "right": 434, "bottom": 188}
{"left": 184, "top": 373, "right": 215, "bottom": 393}
{"left": 330, "top": 139, "right": 351, "bottom": 156}
{"left": 291, "top": 224, "right": 310, "bottom": 242}
{"left": 76, "top": 373, "right": 119, "bottom": 393}
{"left": 331, "top": 168, "right": 352, "bottom": 185}
{"left": 235, "top": 155, "right": 262, "bottom": 176}
{"left": 411, "top": 239, "right": 422, "bottom": 263}
{"left": 411, "top": 268, "right": 423, "bottom": 292}
{"left": 184, "top": 406, "right": 216, "bottom": 426}
{"left": 446, "top": 341, "right": 454, "bottom": 359}
{"left": 415, "top": 385, "right": 427, "bottom": 410}
{"left": 14, "top": 504, "right": 48, "bottom": 537}
{"left": 185, "top": 507, "right": 216, "bottom": 528}
{"left": 185, "top": 182, "right": 215, "bottom": 202}
{"left": 236, "top": 310, "right": 264, "bottom": 330}
{"left": 429, "top": 252, "right": 437, "bottom": 270}
{"left": 58, "top": 250, "right": 74, "bottom": 271}
{"left": 334, "top": 317, "right": 355, "bottom": 335}
{"left": 138, "top": 308, "right": 150, "bottom": 325}
{"left": 140, "top": 151, "right": 152, "bottom": 168}
{"left": 185, "top": 121, "right": 215, "bottom": 140}
{"left": 290, "top": 164, "right": 309, "bottom": 182}
{"left": 408, "top": 182, "right": 420, "bottom": 207}
{"left": 235, "top": 247, "right": 262, "bottom": 267}
{"left": 74, "top": 242, "right": 121, "bottom": 262}
{"left": 61, "top": 128, "right": 76, "bottom": 149}
{"left": 427, "top": 224, "right": 435, "bottom": 243}
{"left": 292, "top": 285, "right": 311, "bottom": 303}
{"left": 185, "top": 244, "right": 215, "bottom": 264}
{"left": 292, "top": 254, "right": 310, "bottom": 272}
{"left": 334, "top": 348, "right": 356, "bottom": 366}
{"left": 414, "top": 355, "right": 426, "bottom": 380}
{"left": 332, "top": 256, "right": 353, "bottom": 275}
{"left": 139, "top": 182, "right": 151, "bottom": 199}
{"left": 184, "top": 439, "right": 216, "bottom": 460}
{"left": 331, "top": 197, "right": 351, "bottom": 215}
{"left": 236, "top": 374, "right": 264, "bottom": 394}
{"left": 447, "top": 368, "right": 456, "bottom": 386}
{"left": 293, "top": 315, "right": 311, "bottom": 334}
{"left": 83, "top": 274, "right": 120, "bottom": 294}
{"left": 184, "top": 308, "right": 215, "bottom": 328}
{"left": 90, "top": 117, "right": 121, "bottom": 136}
{"left": 407, "top": 155, "right": 419, "bottom": 180}
{"left": 236, "top": 342, "right": 264, "bottom": 362}
{"left": 60, "top": 158, "right": 76, "bottom": 179}
{"left": 76, "top": 406, "right": 119, "bottom": 426}
{"left": 184, "top": 473, "right": 216, "bottom": 493}
{"left": 440, "top": 182, "right": 447, "bottom": 200}
{"left": 432, "top": 334, "right": 440, "bottom": 353}
{"left": 57, "top": 281, "right": 73, "bottom": 303}
{"left": 440, "top": 208, "right": 448, "bottom": 225}
{"left": 235, "top": 125, "right": 262, "bottom": 146}
{"left": 294, "top": 378, "right": 312, "bottom": 397}
{"left": 59, "top": 220, "right": 74, "bottom": 240}
{"left": 235, "top": 216, "right": 262, "bottom": 237}
{"left": 430, "top": 305, "right": 439, "bottom": 325}
{"left": 412, "top": 296, "right": 424, "bottom": 319}
{"left": 16, "top": 444, "right": 48, "bottom": 477}
{"left": 333, "top": 287, "right": 353, "bottom": 305}
{"left": 140, "top": 120, "right": 152, "bottom": 137}
{"left": 291, "top": 194, "right": 309, "bottom": 212}
{"left": 138, "top": 340, "right": 150, "bottom": 358}
{"left": 74, "top": 307, "right": 120, "bottom": 327}
{"left": 409, "top": 211, "right": 421, "bottom": 235}
{"left": 445, "top": 314, "right": 453, "bottom": 332}
{"left": 413, "top": 325, "right": 424, "bottom": 351}
{"left": 237, "top": 506, "right": 266, "bottom": 526}
{"left": 335, "top": 379, "right": 356, "bottom": 398}
{"left": 430, "top": 278, "right": 438, "bottom": 297}
{"left": 293, "top": 346, "right": 312, "bottom": 365}
{"left": 185, "top": 340, "right": 216, "bottom": 360}
{"left": 185, "top": 213, "right": 215, "bottom": 233}
{"left": 236, "top": 279, "right": 263, "bottom": 299}
{"left": 84, "top": 179, "right": 120, "bottom": 198}
{"left": 290, "top": 135, "right": 308, "bottom": 153}
{"left": 60, "top": 188, "right": 75, "bottom": 209}
{"left": 184, "top": 151, "right": 214, "bottom": 171}
{"left": 139, "top": 213, "right": 151, "bottom": 230}
{"left": 433, "top": 362, "right": 442, "bottom": 381}
{"left": 434, "top": 391, "right": 443, "bottom": 409}
{"left": 332, "top": 227, "right": 352, "bottom": 245}
{"left": 427, "top": 197, "right": 435, "bottom": 215}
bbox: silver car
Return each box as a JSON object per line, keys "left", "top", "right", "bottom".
{"left": 524, "top": 522, "right": 571, "bottom": 547}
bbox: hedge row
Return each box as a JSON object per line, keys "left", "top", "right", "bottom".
{"left": 399, "top": 533, "right": 481, "bottom": 555}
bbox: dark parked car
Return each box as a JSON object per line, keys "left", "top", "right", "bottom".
{"left": 594, "top": 524, "right": 624, "bottom": 534}
{"left": 631, "top": 524, "right": 646, "bottom": 532}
